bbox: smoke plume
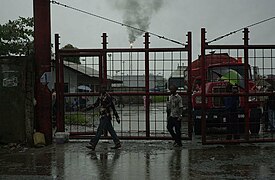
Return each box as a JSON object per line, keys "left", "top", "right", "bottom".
{"left": 113, "top": 0, "right": 164, "bottom": 43}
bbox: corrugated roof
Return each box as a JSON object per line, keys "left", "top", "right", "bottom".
{"left": 63, "top": 61, "right": 122, "bottom": 83}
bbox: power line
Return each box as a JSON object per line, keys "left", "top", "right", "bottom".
{"left": 208, "top": 16, "right": 275, "bottom": 44}
{"left": 50, "top": 0, "right": 186, "bottom": 46}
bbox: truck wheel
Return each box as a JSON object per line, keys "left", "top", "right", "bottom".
{"left": 194, "top": 119, "right": 201, "bottom": 135}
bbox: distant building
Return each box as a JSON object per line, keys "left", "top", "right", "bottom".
{"left": 51, "top": 61, "right": 122, "bottom": 93}
{"left": 111, "top": 74, "right": 166, "bottom": 104}
{"left": 112, "top": 74, "right": 167, "bottom": 92}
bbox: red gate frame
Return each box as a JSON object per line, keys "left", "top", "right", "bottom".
{"left": 55, "top": 32, "right": 193, "bottom": 140}
{"left": 201, "top": 28, "right": 275, "bottom": 144}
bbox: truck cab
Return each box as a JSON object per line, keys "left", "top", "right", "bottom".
{"left": 192, "top": 53, "right": 262, "bottom": 135}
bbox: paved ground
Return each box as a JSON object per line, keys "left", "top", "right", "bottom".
{"left": 1, "top": 139, "right": 275, "bottom": 180}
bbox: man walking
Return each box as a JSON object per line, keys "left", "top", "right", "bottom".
{"left": 84, "top": 86, "right": 121, "bottom": 150}
{"left": 167, "top": 85, "right": 183, "bottom": 147}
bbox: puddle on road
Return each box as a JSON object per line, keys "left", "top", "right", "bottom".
{"left": 1, "top": 142, "right": 275, "bottom": 179}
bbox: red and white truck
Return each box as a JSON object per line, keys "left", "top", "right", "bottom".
{"left": 191, "top": 53, "right": 262, "bottom": 134}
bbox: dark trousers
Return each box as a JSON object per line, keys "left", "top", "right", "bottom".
{"left": 227, "top": 110, "right": 240, "bottom": 138}
{"left": 167, "top": 116, "right": 182, "bottom": 145}
{"left": 90, "top": 115, "right": 120, "bottom": 146}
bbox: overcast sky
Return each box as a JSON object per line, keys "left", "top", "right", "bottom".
{"left": 1, "top": 0, "right": 275, "bottom": 59}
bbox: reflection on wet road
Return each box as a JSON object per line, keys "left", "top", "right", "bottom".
{"left": 0, "top": 141, "right": 275, "bottom": 179}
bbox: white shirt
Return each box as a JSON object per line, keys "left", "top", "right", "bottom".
{"left": 167, "top": 93, "right": 183, "bottom": 118}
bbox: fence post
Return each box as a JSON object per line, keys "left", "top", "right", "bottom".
{"left": 102, "top": 33, "right": 108, "bottom": 86}
{"left": 102, "top": 33, "right": 108, "bottom": 137}
{"left": 201, "top": 28, "right": 207, "bottom": 144}
{"left": 144, "top": 32, "right": 150, "bottom": 138}
{"left": 34, "top": 0, "right": 52, "bottom": 143}
{"left": 243, "top": 28, "right": 250, "bottom": 140}
{"left": 187, "top": 31, "right": 193, "bottom": 138}
{"left": 59, "top": 57, "right": 65, "bottom": 132}
{"left": 55, "top": 34, "right": 64, "bottom": 132}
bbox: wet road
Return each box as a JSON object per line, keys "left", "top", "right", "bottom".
{"left": 0, "top": 140, "right": 275, "bottom": 180}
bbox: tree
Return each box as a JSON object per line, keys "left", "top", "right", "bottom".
{"left": 61, "top": 44, "right": 81, "bottom": 64}
{"left": 0, "top": 17, "right": 34, "bottom": 56}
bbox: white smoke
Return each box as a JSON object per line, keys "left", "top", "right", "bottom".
{"left": 113, "top": 0, "right": 164, "bottom": 43}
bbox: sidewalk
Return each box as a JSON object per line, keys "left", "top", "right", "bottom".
{"left": 0, "top": 140, "right": 275, "bottom": 179}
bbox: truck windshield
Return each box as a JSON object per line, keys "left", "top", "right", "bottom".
{"left": 207, "top": 65, "right": 251, "bottom": 82}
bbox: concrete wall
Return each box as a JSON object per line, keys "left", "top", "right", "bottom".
{"left": 0, "top": 57, "right": 34, "bottom": 144}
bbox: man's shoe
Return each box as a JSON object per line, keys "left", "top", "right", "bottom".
{"left": 111, "top": 143, "right": 121, "bottom": 149}
{"left": 86, "top": 143, "right": 95, "bottom": 151}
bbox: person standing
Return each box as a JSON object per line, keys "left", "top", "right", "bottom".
{"left": 167, "top": 85, "right": 183, "bottom": 147}
{"left": 267, "top": 86, "right": 275, "bottom": 132}
{"left": 224, "top": 84, "right": 240, "bottom": 140}
{"left": 84, "top": 86, "right": 121, "bottom": 150}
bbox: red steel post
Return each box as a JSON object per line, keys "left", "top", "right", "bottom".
{"left": 187, "top": 31, "right": 193, "bottom": 138}
{"left": 144, "top": 32, "right": 150, "bottom": 138}
{"left": 243, "top": 28, "right": 250, "bottom": 140}
{"left": 102, "top": 33, "right": 108, "bottom": 86}
{"left": 102, "top": 33, "right": 108, "bottom": 137}
{"left": 59, "top": 56, "right": 65, "bottom": 132}
{"left": 33, "top": 0, "right": 52, "bottom": 144}
{"left": 201, "top": 28, "right": 206, "bottom": 144}
{"left": 54, "top": 34, "right": 63, "bottom": 132}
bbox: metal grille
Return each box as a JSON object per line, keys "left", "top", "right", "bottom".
{"left": 200, "top": 28, "right": 275, "bottom": 144}
{"left": 54, "top": 32, "right": 192, "bottom": 140}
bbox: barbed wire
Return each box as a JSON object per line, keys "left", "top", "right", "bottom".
{"left": 50, "top": 0, "right": 186, "bottom": 46}
{"left": 207, "top": 16, "right": 275, "bottom": 44}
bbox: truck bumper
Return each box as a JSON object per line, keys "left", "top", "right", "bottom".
{"left": 194, "top": 108, "right": 245, "bottom": 126}
{"left": 193, "top": 107, "right": 262, "bottom": 135}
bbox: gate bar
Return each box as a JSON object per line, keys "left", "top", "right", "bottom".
{"left": 55, "top": 34, "right": 61, "bottom": 131}
{"left": 201, "top": 28, "right": 207, "bottom": 144}
{"left": 187, "top": 31, "right": 193, "bottom": 138}
{"left": 145, "top": 32, "right": 150, "bottom": 138}
{"left": 102, "top": 33, "right": 108, "bottom": 86}
{"left": 243, "top": 28, "right": 250, "bottom": 140}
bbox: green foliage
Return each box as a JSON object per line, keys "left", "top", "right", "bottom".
{"left": 0, "top": 17, "right": 34, "bottom": 56}
{"left": 152, "top": 96, "right": 166, "bottom": 103}
{"left": 61, "top": 44, "right": 81, "bottom": 64}
{"left": 65, "top": 114, "right": 86, "bottom": 125}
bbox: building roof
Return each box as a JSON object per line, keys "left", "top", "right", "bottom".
{"left": 112, "top": 74, "right": 166, "bottom": 88}
{"left": 63, "top": 61, "right": 122, "bottom": 83}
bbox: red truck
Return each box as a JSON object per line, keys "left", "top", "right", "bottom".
{"left": 191, "top": 53, "right": 262, "bottom": 135}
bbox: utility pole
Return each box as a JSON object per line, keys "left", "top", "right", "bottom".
{"left": 33, "top": 0, "right": 52, "bottom": 144}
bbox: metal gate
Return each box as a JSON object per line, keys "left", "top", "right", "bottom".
{"left": 54, "top": 32, "right": 192, "bottom": 140}
{"left": 199, "top": 28, "right": 275, "bottom": 144}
